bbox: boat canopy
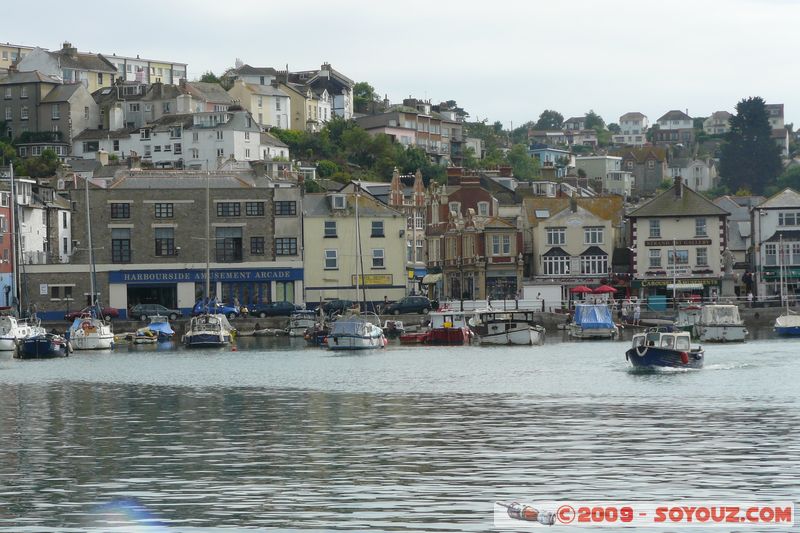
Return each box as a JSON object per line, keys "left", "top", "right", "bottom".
{"left": 573, "top": 304, "right": 615, "bottom": 329}
{"left": 146, "top": 316, "right": 175, "bottom": 336}
{"left": 700, "top": 305, "right": 742, "bottom": 325}
{"left": 330, "top": 317, "right": 371, "bottom": 336}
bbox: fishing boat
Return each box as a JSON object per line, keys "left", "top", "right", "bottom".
{"left": 382, "top": 319, "right": 405, "bottom": 339}
{"left": 674, "top": 304, "right": 702, "bottom": 336}
{"left": 326, "top": 313, "right": 386, "bottom": 350}
{"left": 16, "top": 332, "right": 71, "bottom": 359}
{"left": 568, "top": 303, "right": 619, "bottom": 339}
{"left": 469, "top": 309, "right": 545, "bottom": 345}
{"left": 304, "top": 321, "right": 330, "bottom": 346}
{"left": 287, "top": 310, "right": 317, "bottom": 337}
{"left": 694, "top": 304, "right": 747, "bottom": 342}
{"left": 626, "top": 327, "right": 704, "bottom": 369}
{"left": 0, "top": 315, "right": 36, "bottom": 351}
{"left": 420, "top": 309, "right": 473, "bottom": 345}
{"left": 68, "top": 313, "right": 115, "bottom": 350}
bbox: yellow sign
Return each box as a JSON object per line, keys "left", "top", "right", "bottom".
{"left": 351, "top": 274, "right": 393, "bottom": 286}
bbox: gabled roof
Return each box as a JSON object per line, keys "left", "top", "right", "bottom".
{"left": 73, "top": 128, "right": 134, "bottom": 140}
{"left": 564, "top": 116, "right": 585, "bottom": 123}
{"left": 182, "top": 81, "right": 235, "bottom": 104}
{"left": 658, "top": 110, "right": 692, "bottom": 122}
{"left": 231, "top": 64, "right": 277, "bottom": 76}
{"left": 708, "top": 110, "right": 732, "bottom": 121}
{"left": 40, "top": 83, "right": 84, "bottom": 103}
{"left": 615, "top": 146, "right": 667, "bottom": 163}
{"left": 756, "top": 188, "right": 800, "bottom": 209}
{"left": 51, "top": 48, "right": 116, "bottom": 73}
{"left": 765, "top": 229, "right": 800, "bottom": 242}
{"left": 260, "top": 131, "right": 288, "bottom": 148}
{"left": 581, "top": 245, "right": 607, "bottom": 256}
{"left": 620, "top": 112, "right": 646, "bottom": 120}
{"left": 628, "top": 182, "right": 728, "bottom": 218}
{"left": 543, "top": 246, "right": 569, "bottom": 257}
{"left": 243, "top": 83, "right": 288, "bottom": 97}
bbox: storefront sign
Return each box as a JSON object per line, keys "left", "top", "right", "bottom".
{"left": 635, "top": 278, "right": 720, "bottom": 288}
{"left": 351, "top": 274, "right": 393, "bottom": 286}
{"left": 109, "top": 268, "right": 303, "bottom": 284}
{"left": 645, "top": 239, "right": 712, "bottom": 246}
{"left": 39, "top": 284, "right": 48, "bottom": 295}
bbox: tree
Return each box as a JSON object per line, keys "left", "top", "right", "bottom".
{"left": 199, "top": 71, "right": 221, "bottom": 84}
{"left": 535, "top": 110, "right": 563, "bottom": 130}
{"left": 584, "top": 109, "right": 605, "bottom": 130}
{"left": 607, "top": 123, "right": 621, "bottom": 134}
{"left": 719, "top": 96, "right": 782, "bottom": 194}
{"left": 16, "top": 149, "right": 60, "bottom": 178}
{"left": 776, "top": 164, "right": 800, "bottom": 190}
{"left": 510, "top": 121, "right": 535, "bottom": 145}
{"left": 353, "top": 82, "right": 379, "bottom": 114}
{"left": 506, "top": 144, "right": 540, "bottom": 180}
{"left": 0, "top": 138, "right": 16, "bottom": 166}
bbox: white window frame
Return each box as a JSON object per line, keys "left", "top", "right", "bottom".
{"left": 649, "top": 249, "right": 662, "bottom": 268}
{"left": 649, "top": 219, "right": 661, "bottom": 238}
{"left": 695, "top": 218, "right": 707, "bottom": 236}
{"left": 584, "top": 226, "right": 604, "bottom": 245}
{"left": 324, "top": 249, "right": 338, "bottom": 269}
{"left": 546, "top": 227, "right": 565, "bottom": 246}
{"left": 696, "top": 247, "right": 708, "bottom": 267}
{"left": 372, "top": 248, "right": 384, "bottom": 268}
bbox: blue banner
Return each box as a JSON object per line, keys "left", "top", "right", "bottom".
{"left": 109, "top": 268, "right": 303, "bottom": 284}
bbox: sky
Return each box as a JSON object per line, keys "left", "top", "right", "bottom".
{"left": 6, "top": 0, "right": 799, "bottom": 129}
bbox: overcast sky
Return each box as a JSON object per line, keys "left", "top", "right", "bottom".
{"left": 6, "top": 0, "right": 798, "bottom": 128}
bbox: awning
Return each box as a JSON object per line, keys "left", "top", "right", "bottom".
{"left": 421, "top": 273, "right": 442, "bottom": 284}
{"left": 666, "top": 283, "right": 704, "bottom": 290}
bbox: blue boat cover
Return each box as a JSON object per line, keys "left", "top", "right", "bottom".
{"left": 573, "top": 304, "right": 614, "bottom": 329}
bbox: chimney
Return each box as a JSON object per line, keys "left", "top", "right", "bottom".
{"left": 128, "top": 152, "right": 141, "bottom": 170}
{"left": 446, "top": 166, "right": 463, "bottom": 186}
{"left": 62, "top": 41, "right": 78, "bottom": 58}
{"left": 177, "top": 93, "right": 192, "bottom": 114}
{"left": 674, "top": 176, "right": 683, "bottom": 198}
{"left": 96, "top": 149, "right": 109, "bottom": 166}
{"left": 499, "top": 166, "right": 512, "bottom": 177}
{"left": 570, "top": 192, "right": 578, "bottom": 213}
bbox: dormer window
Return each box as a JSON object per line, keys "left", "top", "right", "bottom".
{"left": 477, "top": 202, "right": 489, "bottom": 216}
{"left": 448, "top": 202, "right": 460, "bottom": 215}
{"left": 332, "top": 195, "right": 346, "bottom": 210}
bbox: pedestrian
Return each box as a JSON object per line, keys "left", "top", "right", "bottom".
{"left": 621, "top": 301, "right": 629, "bottom": 323}
{"left": 633, "top": 300, "right": 641, "bottom": 326}
{"left": 747, "top": 291, "right": 754, "bottom": 308}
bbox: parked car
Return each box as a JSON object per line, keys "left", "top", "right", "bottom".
{"left": 383, "top": 296, "right": 436, "bottom": 315}
{"left": 192, "top": 301, "right": 239, "bottom": 319}
{"left": 64, "top": 306, "right": 120, "bottom": 321}
{"left": 249, "top": 301, "right": 303, "bottom": 318}
{"left": 129, "top": 304, "right": 183, "bottom": 321}
{"left": 321, "top": 299, "right": 355, "bottom": 316}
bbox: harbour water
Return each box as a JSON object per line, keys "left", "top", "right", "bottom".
{"left": 0, "top": 329, "right": 798, "bottom": 531}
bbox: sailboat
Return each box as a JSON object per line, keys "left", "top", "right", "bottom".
{"left": 183, "top": 172, "right": 233, "bottom": 348}
{"left": 326, "top": 183, "right": 386, "bottom": 351}
{"left": 67, "top": 175, "right": 114, "bottom": 350}
{"left": 774, "top": 235, "right": 800, "bottom": 336}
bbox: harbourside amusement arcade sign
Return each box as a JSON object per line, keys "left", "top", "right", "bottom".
{"left": 109, "top": 268, "right": 303, "bottom": 284}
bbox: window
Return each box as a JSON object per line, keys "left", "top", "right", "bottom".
{"left": 3, "top": 88, "right": 10, "bottom": 99}
{"left": 584, "top": 226, "right": 604, "bottom": 245}
{"left": 371, "top": 220, "right": 384, "bottom": 237}
{"left": 154, "top": 227, "right": 175, "bottom": 256}
{"left": 20, "top": 106, "right": 28, "bottom": 120}
{"left": 84, "top": 106, "right": 89, "bottom": 120}
{"left": 130, "top": 103, "right": 140, "bottom": 112}
{"left": 163, "top": 102, "right": 171, "bottom": 113}
{"left": 415, "top": 215, "right": 424, "bottom": 230}
{"left": 154, "top": 203, "right": 173, "bottom": 218}
{"left": 543, "top": 255, "right": 570, "bottom": 275}
{"left": 51, "top": 104, "right": 60, "bottom": 120}
{"left": 626, "top": 160, "right": 633, "bottom": 169}
{"left": 97, "top": 73, "right": 103, "bottom": 85}
{"left": 174, "top": 143, "right": 182, "bottom": 155}
{"left": 110, "top": 203, "right": 130, "bottom": 219}
{"left": 216, "top": 202, "right": 240, "bottom": 217}
{"left": 192, "top": 132, "right": 199, "bottom": 142}
{"left": 695, "top": 218, "right": 707, "bottom": 236}
{"left": 216, "top": 130, "right": 223, "bottom": 140}
{"left": 51, "top": 286, "right": 60, "bottom": 299}
{"left": 324, "top": 249, "right": 338, "bottom": 269}
{"left": 154, "top": 145, "right": 161, "bottom": 153}
{"left": 217, "top": 148, "right": 224, "bottom": 157}
{"left": 275, "top": 201, "right": 297, "bottom": 215}
{"left": 372, "top": 248, "right": 384, "bottom": 268}
{"left": 62, "top": 212, "right": 68, "bottom": 228}
{"left": 112, "top": 228, "right": 132, "bottom": 263}
{"left": 275, "top": 237, "right": 297, "bottom": 256}
{"left": 63, "top": 236, "right": 68, "bottom": 254}
{"left": 332, "top": 195, "right": 345, "bottom": 209}
{"left": 779, "top": 212, "right": 798, "bottom": 226}
{"left": 20, "top": 87, "right": 27, "bottom": 99}
{"left": 215, "top": 227, "right": 242, "bottom": 262}
{"left": 245, "top": 201, "right": 265, "bottom": 216}
{"left": 448, "top": 202, "right": 460, "bottom": 214}
{"left": 649, "top": 249, "right": 661, "bottom": 268}
{"left": 4, "top": 107, "right": 10, "bottom": 120}
{"left": 113, "top": 139, "right": 120, "bottom": 152}
{"left": 647, "top": 160, "right": 655, "bottom": 169}
{"left": 324, "top": 221, "right": 337, "bottom": 237}
{"left": 546, "top": 227, "right": 565, "bottom": 245}
{"left": 191, "top": 148, "right": 199, "bottom": 158}
{"left": 492, "top": 235, "right": 511, "bottom": 255}
{"left": 581, "top": 255, "right": 607, "bottom": 274}
{"left": 250, "top": 236, "right": 265, "bottom": 255}
{"left": 649, "top": 219, "right": 661, "bottom": 238}
{"left": 696, "top": 247, "right": 708, "bottom": 266}
{"left": 668, "top": 249, "right": 689, "bottom": 265}
{"left": 765, "top": 243, "right": 777, "bottom": 266}
{"left": 477, "top": 202, "right": 489, "bottom": 216}
{"left": 257, "top": 96, "right": 263, "bottom": 108}
{"left": 276, "top": 99, "right": 281, "bottom": 111}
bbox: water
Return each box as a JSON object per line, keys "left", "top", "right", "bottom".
{"left": 0, "top": 330, "right": 798, "bottom": 531}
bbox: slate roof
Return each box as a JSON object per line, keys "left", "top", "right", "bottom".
{"left": 109, "top": 173, "right": 259, "bottom": 190}
{"left": 658, "top": 110, "right": 692, "bottom": 122}
{"left": 233, "top": 64, "right": 277, "bottom": 76}
{"left": 244, "top": 83, "right": 288, "bottom": 97}
{"left": 0, "top": 70, "right": 61, "bottom": 85}
{"left": 543, "top": 247, "right": 569, "bottom": 257}
{"left": 40, "top": 83, "right": 83, "bottom": 103}
{"left": 73, "top": 128, "right": 135, "bottom": 140}
{"left": 183, "top": 81, "right": 235, "bottom": 104}
{"left": 260, "top": 131, "right": 288, "bottom": 148}
{"left": 66, "top": 159, "right": 101, "bottom": 173}
{"left": 757, "top": 188, "right": 800, "bottom": 209}
{"left": 620, "top": 112, "right": 646, "bottom": 120}
{"left": 581, "top": 245, "right": 607, "bottom": 256}
{"left": 303, "top": 192, "right": 401, "bottom": 217}
{"left": 52, "top": 49, "right": 116, "bottom": 73}
{"left": 628, "top": 182, "right": 728, "bottom": 218}
{"left": 765, "top": 230, "right": 800, "bottom": 242}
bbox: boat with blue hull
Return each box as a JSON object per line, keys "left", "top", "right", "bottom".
{"left": 183, "top": 314, "right": 233, "bottom": 348}
{"left": 774, "top": 312, "right": 800, "bottom": 337}
{"left": 626, "top": 328, "right": 704, "bottom": 369}
{"left": 16, "top": 333, "right": 71, "bottom": 359}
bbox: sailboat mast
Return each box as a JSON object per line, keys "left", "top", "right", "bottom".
{"left": 85, "top": 176, "right": 97, "bottom": 307}
{"left": 205, "top": 170, "right": 211, "bottom": 310}
{"left": 10, "top": 163, "right": 19, "bottom": 316}
{"left": 355, "top": 183, "right": 367, "bottom": 311}
{"left": 780, "top": 234, "right": 786, "bottom": 311}
{"left": 354, "top": 184, "right": 360, "bottom": 309}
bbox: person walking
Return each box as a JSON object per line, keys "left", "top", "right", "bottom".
{"left": 633, "top": 299, "right": 641, "bottom": 326}
{"left": 747, "top": 291, "right": 754, "bottom": 308}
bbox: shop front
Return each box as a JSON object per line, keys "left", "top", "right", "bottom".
{"left": 632, "top": 278, "right": 720, "bottom": 308}
{"left": 108, "top": 267, "right": 304, "bottom": 316}
{"left": 486, "top": 269, "right": 519, "bottom": 300}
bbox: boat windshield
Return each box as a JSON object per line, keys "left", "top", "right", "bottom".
{"left": 701, "top": 305, "right": 742, "bottom": 324}
{"left": 331, "top": 318, "right": 369, "bottom": 336}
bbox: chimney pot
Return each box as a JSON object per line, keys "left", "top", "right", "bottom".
{"left": 674, "top": 176, "right": 683, "bottom": 197}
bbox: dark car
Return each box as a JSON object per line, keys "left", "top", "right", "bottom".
{"left": 64, "top": 306, "right": 120, "bottom": 321}
{"left": 129, "top": 304, "right": 183, "bottom": 321}
{"left": 248, "top": 301, "right": 302, "bottom": 318}
{"left": 321, "top": 299, "right": 355, "bottom": 316}
{"left": 192, "top": 301, "right": 239, "bottom": 319}
{"left": 383, "top": 296, "right": 436, "bottom": 315}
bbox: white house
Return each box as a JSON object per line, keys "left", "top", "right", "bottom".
{"left": 668, "top": 158, "right": 718, "bottom": 192}
{"left": 656, "top": 110, "right": 693, "bottom": 130}
{"left": 751, "top": 188, "right": 800, "bottom": 301}
{"left": 703, "top": 111, "right": 732, "bottom": 135}
{"left": 614, "top": 112, "right": 648, "bottom": 146}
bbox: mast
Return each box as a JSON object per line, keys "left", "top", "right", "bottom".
{"left": 205, "top": 169, "right": 211, "bottom": 312}
{"left": 85, "top": 176, "right": 98, "bottom": 310}
{"left": 354, "top": 182, "right": 367, "bottom": 311}
{"left": 10, "top": 163, "right": 19, "bottom": 316}
{"left": 779, "top": 234, "right": 786, "bottom": 311}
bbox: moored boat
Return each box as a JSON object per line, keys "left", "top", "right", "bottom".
{"left": 68, "top": 314, "right": 115, "bottom": 350}
{"left": 382, "top": 319, "right": 405, "bottom": 339}
{"left": 0, "top": 315, "right": 36, "bottom": 351}
{"left": 694, "top": 304, "right": 747, "bottom": 342}
{"left": 183, "top": 314, "right": 233, "bottom": 348}
{"left": 287, "top": 310, "right": 317, "bottom": 337}
{"left": 774, "top": 311, "right": 800, "bottom": 336}
{"left": 16, "top": 332, "right": 71, "bottom": 359}
{"left": 421, "top": 309, "right": 473, "bottom": 345}
{"left": 141, "top": 315, "right": 175, "bottom": 340}
{"left": 326, "top": 313, "right": 386, "bottom": 350}
{"left": 626, "top": 327, "right": 704, "bottom": 369}
{"left": 469, "top": 309, "right": 545, "bottom": 345}
{"left": 568, "top": 303, "right": 619, "bottom": 339}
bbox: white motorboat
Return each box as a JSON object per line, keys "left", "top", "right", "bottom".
{"left": 469, "top": 309, "right": 545, "bottom": 345}
{"left": 326, "top": 313, "right": 385, "bottom": 350}
{"left": 183, "top": 314, "right": 233, "bottom": 348}
{"left": 68, "top": 314, "right": 115, "bottom": 350}
{"left": 0, "top": 315, "right": 37, "bottom": 351}
{"left": 287, "top": 310, "right": 317, "bottom": 337}
{"left": 695, "top": 304, "right": 747, "bottom": 343}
